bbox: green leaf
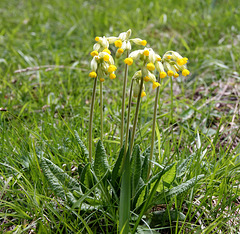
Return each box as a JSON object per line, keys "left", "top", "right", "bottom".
{"left": 156, "top": 163, "right": 176, "bottom": 192}
{"left": 41, "top": 157, "right": 80, "bottom": 204}
{"left": 74, "top": 130, "right": 89, "bottom": 159}
{"left": 134, "top": 164, "right": 175, "bottom": 210}
{"left": 79, "top": 163, "right": 94, "bottom": 193}
{"left": 93, "top": 140, "right": 110, "bottom": 178}
{"left": 177, "top": 154, "right": 193, "bottom": 178}
{"left": 149, "top": 210, "right": 186, "bottom": 227}
{"left": 155, "top": 174, "right": 204, "bottom": 204}
{"left": 135, "top": 186, "right": 147, "bottom": 208}
{"left": 141, "top": 146, "right": 151, "bottom": 183}
{"left": 119, "top": 148, "right": 131, "bottom": 233}
{"left": 131, "top": 145, "right": 142, "bottom": 197}
{"left": 111, "top": 146, "right": 124, "bottom": 186}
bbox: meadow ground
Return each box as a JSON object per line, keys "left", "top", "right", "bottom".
{"left": 0, "top": 0, "right": 240, "bottom": 233}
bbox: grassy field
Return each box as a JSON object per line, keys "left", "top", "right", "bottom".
{"left": 0, "top": 0, "right": 240, "bottom": 233}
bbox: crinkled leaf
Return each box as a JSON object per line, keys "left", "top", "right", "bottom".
{"left": 131, "top": 145, "right": 142, "bottom": 196}
{"left": 155, "top": 174, "right": 204, "bottom": 204}
{"left": 79, "top": 163, "right": 94, "bottom": 193}
{"left": 111, "top": 146, "right": 124, "bottom": 186}
{"left": 141, "top": 146, "right": 151, "bottom": 183}
{"left": 41, "top": 157, "right": 79, "bottom": 204}
{"left": 177, "top": 154, "right": 193, "bottom": 178}
{"left": 156, "top": 163, "right": 176, "bottom": 192}
{"left": 149, "top": 210, "right": 186, "bottom": 227}
{"left": 74, "top": 130, "right": 89, "bottom": 159}
{"left": 94, "top": 140, "right": 110, "bottom": 178}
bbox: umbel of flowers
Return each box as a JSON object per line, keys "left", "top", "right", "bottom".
{"left": 88, "top": 29, "right": 190, "bottom": 161}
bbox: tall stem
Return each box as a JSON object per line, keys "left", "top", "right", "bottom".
{"left": 170, "top": 76, "right": 173, "bottom": 123}
{"left": 120, "top": 50, "right": 130, "bottom": 147}
{"left": 124, "top": 79, "right": 134, "bottom": 156}
{"left": 100, "top": 81, "right": 103, "bottom": 142}
{"left": 147, "top": 76, "right": 160, "bottom": 179}
{"left": 130, "top": 75, "right": 144, "bottom": 155}
{"left": 88, "top": 77, "right": 98, "bottom": 162}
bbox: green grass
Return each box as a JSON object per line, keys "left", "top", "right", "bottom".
{"left": 1, "top": 0, "right": 240, "bottom": 233}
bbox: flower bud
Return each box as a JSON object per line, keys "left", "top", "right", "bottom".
{"left": 93, "top": 43, "right": 101, "bottom": 51}
{"left": 90, "top": 57, "right": 98, "bottom": 72}
{"left": 106, "top": 37, "right": 118, "bottom": 44}
{"left": 155, "top": 61, "right": 165, "bottom": 73}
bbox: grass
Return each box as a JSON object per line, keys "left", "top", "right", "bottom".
{"left": 0, "top": 0, "right": 240, "bottom": 233}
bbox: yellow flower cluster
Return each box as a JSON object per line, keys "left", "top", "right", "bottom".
{"left": 124, "top": 48, "right": 162, "bottom": 97}
{"left": 89, "top": 30, "right": 148, "bottom": 82}
{"left": 162, "top": 51, "right": 190, "bottom": 77}
{"left": 104, "top": 29, "right": 147, "bottom": 59}
{"left": 89, "top": 36, "right": 117, "bottom": 82}
{"left": 123, "top": 48, "right": 190, "bottom": 97}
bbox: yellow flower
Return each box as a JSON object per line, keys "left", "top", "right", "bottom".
{"left": 124, "top": 58, "right": 133, "bottom": 65}
{"left": 89, "top": 71, "right": 97, "bottom": 78}
{"left": 100, "top": 78, "right": 105, "bottom": 82}
{"left": 167, "top": 70, "right": 174, "bottom": 76}
{"left": 117, "top": 48, "right": 124, "bottom": 54}
{"left": 160, "top": 72, "right": 167, "bottom": 79}
{"left": 109, "top": 73, "right": 116, "bottom": 79}
{"left": 146, "top": 63, "right": 155, "bottom": 71}
{"left": 108, "top": 65, "right": 117, "bottom": 73}
{"left": 103, "top": 54, "right": 110, "bottom": 61}
{"left": 141, "top": 40, "right": 147, "bottom": 46}
{"left": 143, "top": 50, "right": 149, "bottom": 56}
{"left": 152, "top": 82, "right": 160, "bottom": 90}
{"left": 141, "top": 91, "right": 146, "bottom": 97}
{"left": 177, "top": 58, "right": 185, "bottom": 66}
{"left": 114, "top": 39, "right": 122, "bottom": 48}
{"left": 182, "top": 69, "right": 190, "bottom": 76}
{"left": 102, "top": 48, "right": 111, "bottom": 54}
{"left": 144, "top": 76, "right": 150, "bottom": 82}
{"left": 95, "top": 37, "right": 100, "bottom": 41}
{"left": 90, "top": 50, "right": 99, "bottom": 57}
{"left": 173, "top": 73, "right": 179, "bottom": 78}
{"left": 182, "top": 57, "right": 188, "bottom": 64}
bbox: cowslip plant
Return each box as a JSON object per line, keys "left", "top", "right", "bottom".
{"left": 40, "top": 29, "right": 201, "bottom": 233}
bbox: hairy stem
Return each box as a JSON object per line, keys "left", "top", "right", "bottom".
{"left": 170, "top": 76, "right": 173, "bottom": 123}
{"left": 124, "top": 79, "right": 134, "bottom": 156}
{"left": 147, "top": 76, "right": 160, "bottom": 179}
{"left": 120, "top": 50, "right": 130, "bottom": 147}
{"left": 100, "top": 81, "right": 103, "bottom": 142}
{"left": 88, "top": 77, "right": 98, "bottom": 162}
{"left": 130, "top": 75, "right": 144, "bottom": 154}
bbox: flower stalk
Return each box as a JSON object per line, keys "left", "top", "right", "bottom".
{"left": 120, "top": 50, "right": 129, "bottom": 147}
{"left": 100, "top": 81, "right": 103, "bottom": 142}
{"left": 130, "top": 74, "right": 144, "bottom": 154}
{"left": 88, "top": 77, "right": 98, "bottom": 162}
{"left": 147, "top": 75, "right": 160, "bottom": 179}
{"left": 124, "top": 79, "right": 134, "bottom": 156}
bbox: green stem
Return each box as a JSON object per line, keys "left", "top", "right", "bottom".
{"left": 100, "top": 81, "right": 103, "bottom": 142}
{"left": 120, "top": 50, "right": 130, "bottom": 147}
{"left": 170, "top": 76, "right": 173, "bottom": 123}
{"left": 124, "top": 79, "right": 134, "bottom": 156}
{"left": 147, "top": 76, "right": 160, "bottom": 179}
{"left": 88, "top": 77, "right": 98, "bottom": 162}
{"left": 130, "top": 75, "right": 144, "bottom": 155}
